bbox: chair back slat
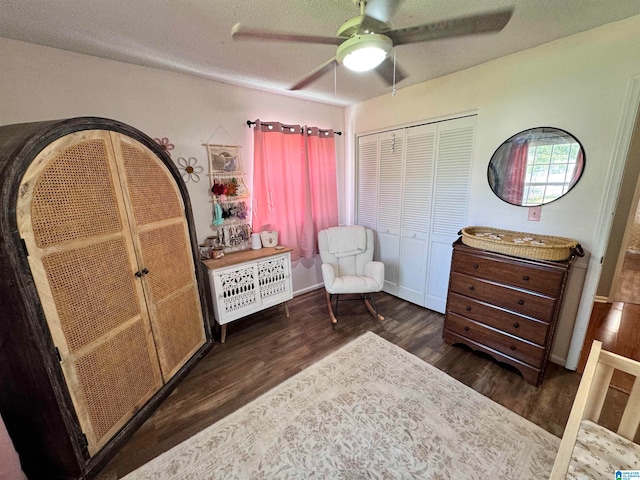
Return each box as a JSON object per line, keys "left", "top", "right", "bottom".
{"left": 584, "top": 362, "right": 614, "bottom": 422}
{"left": 618, "top": 376, "right": 640, "bottom": 440}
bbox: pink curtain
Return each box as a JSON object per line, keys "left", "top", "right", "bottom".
{"left": 571, "top": 149, "right": 584, "bottom": 184}
{"left": 306, "top": 127, "right": 338, "bottom": 239}
{"left": 505, "top": 141, "right": 529, "bottom": 204}
{"left": 252, "top": 121, "right": 338, "bottom": 260}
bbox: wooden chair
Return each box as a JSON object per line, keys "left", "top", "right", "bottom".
{"left": 318, "top": 226, "right": 384, "bottom": 324}
{"left": 550, "top": 340, "right": 640, "bottom": 478}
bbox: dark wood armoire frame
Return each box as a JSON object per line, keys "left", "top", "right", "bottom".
{"left": 0, "top": 117, "right": 213, "bottom": 479}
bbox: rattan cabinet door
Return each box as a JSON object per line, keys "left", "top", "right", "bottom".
{"left": 16, "top": 130, "right": 164, "bottom": 455}
{"left": 111, "top": 133, "right": 206, "bottom": 383}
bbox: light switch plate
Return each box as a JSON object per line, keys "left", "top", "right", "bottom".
{"left": 528, "top": 206, "right": 541, "bottom": 221}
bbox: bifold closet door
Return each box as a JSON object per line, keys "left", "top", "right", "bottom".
{"left": 424, "top": 116, "right": 475, "bottom": 312}
{"left": 16, "top": 130, "right": 164, "bottom": 455}
{"left": 377, "top": 130, "right": 404, "bottom": 295}
{"left": 397, "top": 123, "right": 437, "bottom": 305}
{"left": 356, "top": 134, "right": 379, "bottom": 232}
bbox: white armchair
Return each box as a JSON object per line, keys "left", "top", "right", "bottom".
{"left": 318, "top": 226, "right": 385, "bottom": 324}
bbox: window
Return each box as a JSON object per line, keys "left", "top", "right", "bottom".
{"left": 522, "top": 141, "right": 582, "bottom": 206}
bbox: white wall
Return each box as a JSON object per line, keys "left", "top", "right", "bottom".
{"left": 346, "top": 15, "right": 640, "bottom": 365}
{"left": 0, "top": 37, "right": 346, "bottom": 294}
{"left": 5, "top": 13, "right": 640, "bottom": 364}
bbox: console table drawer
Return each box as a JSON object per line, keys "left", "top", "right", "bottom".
{"left": 447, "top": 292, "right": 549, "bottom": 345}
{"left": 446, "top": 312, "right": 545, "bottom": 368}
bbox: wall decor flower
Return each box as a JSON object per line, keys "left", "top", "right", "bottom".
{"left": 177, "top": 157, "right": 203, "bottom": 183}
{"left": 154, "top": 137, "right": 175, "bottom": 157}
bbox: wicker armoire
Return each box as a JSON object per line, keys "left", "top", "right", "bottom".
{"left": 0, "top": 117, "right": 213, "bottom": 479}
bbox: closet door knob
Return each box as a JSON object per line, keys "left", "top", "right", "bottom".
{"left": 142, "top": 268, "right": 149, "bottom": 275}
{"left": 135, "top": 271, "right": 142, "bottom": 278}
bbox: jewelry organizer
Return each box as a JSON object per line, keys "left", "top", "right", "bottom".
{"left": 205, "top": 143, "right": 251, "bottom": 252}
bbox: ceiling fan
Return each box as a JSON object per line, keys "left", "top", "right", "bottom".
{"left": 231, "top": 0, "right": 513, "bottom": 91}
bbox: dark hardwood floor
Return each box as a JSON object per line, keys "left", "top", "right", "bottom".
{"left": 96, "top": 288, "right": 631, "bottom": 479}
{"left": 578, "top": 300, "right": 640, "bottom": 392}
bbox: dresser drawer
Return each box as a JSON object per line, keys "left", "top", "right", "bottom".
{"left": 449, "top": 273, "right": 557, "bottom": 321}
{"left": 452, "top": 250, "right": 565, "bottom": 297}
{"left": 446, "top": 312, "right": 545, "bottom": 368}
{"left": 447, "top": 292, "right": 549, "bottom": 345}
{"left": 443, "top": 330, "right": 541, "bottom": 385}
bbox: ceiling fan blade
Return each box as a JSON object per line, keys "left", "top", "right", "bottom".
{"left": 289, "top": 58, "right": 338, "bottom": 90}
{"left": 232, "top": 23, "right": 345, "bottom": 45}
{"left": 387, "top": 8, "right": 513, "bottom": 46}
{"left": 357, "top": 14, "right": 391, "bottom": 35}
{"left": 364, "top": 0, "right": 403, "bottom": 23}
{"left": 374, "top": 56, "right": 407, "bottom": 86}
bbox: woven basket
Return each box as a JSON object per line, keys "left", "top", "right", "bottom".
{"left": 460, "top": 226, "right": 582, "bottom": 261}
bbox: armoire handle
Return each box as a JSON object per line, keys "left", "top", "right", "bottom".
{"left": 135, "top": 268, "right": 150, "bottom": 277}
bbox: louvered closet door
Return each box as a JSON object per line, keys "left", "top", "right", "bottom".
{"left": 111, "top": 133, "right": 205, "bottom": 383}
{"left": 397, "top": 123, "right": 437, "bottom": 305}
{"left": 16, "top": 130, "right": 164, "bottom": 455}
{"left": 377, "top": 130, "right": 404, "bottom": 295}
{"left": 425, "top": 116, "right": 476, "bottom": 312}
{"left": 356, "top": 134, "right": 379, "bottom": 231}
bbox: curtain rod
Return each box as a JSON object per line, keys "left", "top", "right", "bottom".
{"left": 246, "top": 120, "right": 341, "bottom": 135}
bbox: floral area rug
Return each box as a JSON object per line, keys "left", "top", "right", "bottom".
{"left": 123, "top": 332, "right": 559, "bottom": 479}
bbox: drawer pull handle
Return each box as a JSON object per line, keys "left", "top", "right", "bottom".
{"left": 523, "top": 275, "right": 530, "bottom": 281}
{"left": 469, "top": 286, "right": 475, "bottom": 291}
{"left": 513, "top": 322, "right": 520, "bottom": 328}
{"left": 465, "top": 306, "right": 472, "bottom": 312}
{"left": 510, "top": 345, "right": 516, "bottom": 351}
{"left": 517, "top": 299, "right": 525, "bottom": 305}
{"left": 464, "top": 326, "right": 470, "bottom": 332}
{"left": 472, "top": 263, "right": 479, "bottom": 269}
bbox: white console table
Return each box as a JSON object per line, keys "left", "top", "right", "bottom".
{"left": 202, "top": 246, "right": 293, "bottom": 343}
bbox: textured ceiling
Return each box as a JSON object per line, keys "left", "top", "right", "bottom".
{"left": 1, "top": 0, "right": 640, "bottom": 106}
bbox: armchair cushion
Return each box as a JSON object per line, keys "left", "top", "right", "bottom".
{"left": 326, "top": 225, "right": 367, "bottom": 257}
{"left": 318, "top": 227, "right": 384, "bottom": 295}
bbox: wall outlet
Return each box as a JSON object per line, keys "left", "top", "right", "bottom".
{"left": 528, "top": 206, "right": 542, "bottom": 221}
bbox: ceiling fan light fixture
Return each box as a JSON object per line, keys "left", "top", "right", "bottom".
{"left": 337, "top": 34, "right": 392, "bottom": 72}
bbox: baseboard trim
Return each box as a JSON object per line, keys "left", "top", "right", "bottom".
{"left": 550, "top": 354, "right": 568, "bottom": 369}
{"left": 293, "top": 284, "right": 324, "bottom": 297}
{"left": 594, "top": 295, "right": 609, "bottom": 303}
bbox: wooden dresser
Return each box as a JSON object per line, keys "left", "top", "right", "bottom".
{"left": 443, "top": 240, "right": 576, "bottom": 386}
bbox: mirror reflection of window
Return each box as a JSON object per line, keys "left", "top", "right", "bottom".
{"left": 488, "top": 127, "right": 585, "bottom": 206}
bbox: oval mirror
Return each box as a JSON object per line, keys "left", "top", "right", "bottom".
{"left": 487, "top": 127, "right": 585, "bottom": 206}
